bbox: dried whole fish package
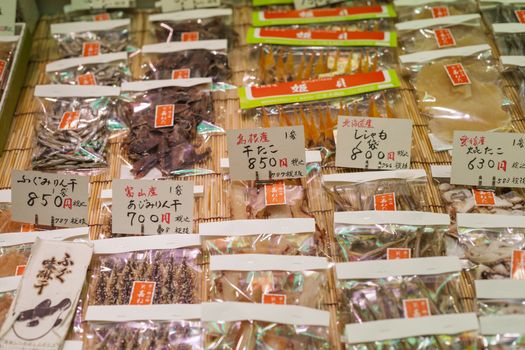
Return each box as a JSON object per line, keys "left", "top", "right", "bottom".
{"left": 51, "top": 19, "right": 130, "bottom": 58}
{"left": 394, "top": 0, "right": 479, "bottom": 22}
{"left": 494, "top": 23, "right": 525, "bottom": 56}
{"left": 480, "top": 1, "right": 525, "bottom": 25}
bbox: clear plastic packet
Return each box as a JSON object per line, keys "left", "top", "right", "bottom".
{"left": 0, "top": 276, "right": 20, "bottom": 329}
{"left": 88, "top": 235, "right": 201, "bottom": 306}
{"left": 33, "top": 85, "right": 121, "bottom": 172}
{"left": 396, "top": 14, "right": 488, "bottom": 55}
{"left": 45, "top": 52, "right": 131, "bottom": 86}
{"left": 480, "top": 0, "right": 525, "bottom": 25}
{"left": 0, "top": 35, "right": 18, "bottom": 95}
{"left": 494, "top": 23, "right": 525, "bottom": 56}
{"left": 208, "top": 254, "right": 329, "bottom": 308}
{"left": 334, "top": 211, "right": 449, "bottom": 261}
{"left": 400, "top": 44, "right": 512, "bottom": 151}
{"left": 394, "top": 0, "right": 479, "bottom": 22}
{"left": 336, "top": 257, "right": 467, "bottom": 326}
{"left": 140, "top": 40, "right": 231, "bottom": 83}
{"left": 85, "top": 304, "right": 202, "bottom": 349}
{"left": 322, "top": 169, "right": 432, "bottom": 212}
{"left": 120, "top": 79, "right": 220, "bottom": 178}
{"left": 343, "top": 313, "right": 479, "bottom": 349}
{"left": 199, "top": 218, "right": 319, "bottom": 255}
{"left": 501, "top": 55, "right": 525, "bottom": 114}
{"left": 148, "top": 9, "right": 239, "bottom": 47}
{"left": 203, "top": 302, "right": 331, "bottom": 349}
{"left": 50, "top": 19, "right": 130, "bottom": 59}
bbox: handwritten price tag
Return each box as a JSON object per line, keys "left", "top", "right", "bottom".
{"left": 451, "top": 131, "right": 525, "bottom": 188}
{"left": 0, "top": 0, "right": 16, "bottom": 35}
{"left": 335, "top": 117, "right": 412, "bottom": 170}
{"left": 226, "top": 126, "right": 306, "bottom": 181}
{"left": 112, "top": 179, "right": 194, "bottom": 235}
{"left": 11, "top": 171, "right": 89, "bottom": 227}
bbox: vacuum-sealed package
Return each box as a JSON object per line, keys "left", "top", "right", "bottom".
{"left": 400, "top": 44, "right": 512, "bottom": 151}
{"left": 88, "top": 235, "right": 201, "bottom": 306}
{"left": 480, "top": 0, "right": 525, "bottom": 25}
{"left": 51, "top": 19, "right": 130, "bottom": 59}
{"left": 140, "top": 40, "right": 231, "bottom": 83}
{"left": 322, "top": 169, "right": 432, "bottom": 212}
{"left": 0, "top": 35, "right": 18, "bottom": 95}
{"left": 208, "top": 254, "right": 329, "bottom": 308}
{"left": 501, "top": 55, "right": 525, "bottom": 114}
{"left": 121, "top": 78, "right": 220, "bottom": 178}
{"left": 493, "top": 23, "right": 525, "bottom": 56}
{"left": 396, "top": 14, "right": 488, "bottom": 55}
{"left": 85, "top": 304, "right": 203, "bottom": 349}
{"left": 33, "top": 85, "right": 120, "bottom": 172}
{"left": 343, "top": 313, "right": 479, "bottom": 349}
{"left": 334, "top": 211, "right": 449, "bottom": 261}
{"left": 455, "top": 214, "right": 525, "bottom": 280}
{"left": 45, "top": 52, "right": 130, "bottom": 86}
{"left": 148, "top": 9, "right": 239, "bottom": 46}
{"left": 200, "top": 218, "right": 319, "bottom": 255}
{"left": 336, "top": 257, "right": 467, "bottom": 326}
{"left": 0, "top": 276, "right": 20, "bottom": 329}
{"left": 203, "top": 302, "right": 331, "bottom": 349}
{"left": 394, "top": 0, "right": 479, "bottom": 22}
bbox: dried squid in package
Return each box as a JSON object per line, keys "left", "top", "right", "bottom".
{"left": 400, "top": 44, "right": 512, "bottom": 150}
{"left": 394, "top": 0, "right": 479, "bottom": 22}
{"left": 204, "top": 302, "right": 331, "bottom": 350}
{"left": 493, "top": 23, "right": 525, "bottom": 56}
{"left": 334, "top": 211, "right": 448, "bottom": 262}
{"left": 480, "top": 0, "right": 525, "bottom": 25}
{"left": 0, "top": 35, "right": 18, "bottom": 95}
{"left": 0, "top": 276, "right": 19, "bottom": 329}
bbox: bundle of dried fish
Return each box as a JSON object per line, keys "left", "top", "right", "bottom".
{"left": 394, "top": 0, "right": 479, "bottom": 22}
{"left": 0, "top": 277, "right": 20, "bottom": 329}
{"left": 46, "top": 52, "right": 130, "bottom": 86}
{"left": 141, "top": 40, "right": 231, "bottom": 82}
{"left": 494, "top": 23, "right": 525, "bottom": 56}
{"left": 33, "top": 85, "right": 119, "bottom": 172}
{"left": 51, "top": 19, "right": 130, "bottom": 58}
{"left": 204, "top": 302, "right": 331, "bottom": 350}
{"left": 480, "top": 0, "right": 525, "bottom": 25}
{"left": 323, "top": 169, "right": 431, "bottom": 212}
{"left": 88, "top": 235, "right": 201, "bottom": 306}
{"left": 0, "top": 36, "right": 18, "bottom": 95}
{"left": 121, "top": 79, "right": 217, "bottom": 178}
{"left": 400, "top": 44, "right": 511, "bottom": 150}
{"left": 334, "top": 211, "right": 448, "bottom": 261}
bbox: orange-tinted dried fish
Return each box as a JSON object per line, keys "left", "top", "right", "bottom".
{"left": 296, "top": 54, "right": 306, "bottom": 81}
{"left": 369, "top": 96, "right": 380, "bottom": 117}
{"left": 384, "top": 93, "right": 394, "bottom": 118}
{"left": 285, "top": 51, "right": 294, "bottom": 80}
{"left": 362, "top": 51, "right": 370, "bottom": 73}
{"left": 303, "top": 53, "right": 315, "bottom": 80}
{"left": 309, "top": 108, "right": 320, "bottom": 142}
{"left": 300, "top": 107, "right": 313, "bottom": 143}
{"left": 259, "top": 46, "right": 266, "bottom": 83}
{"left": 261, "top": 108, "right": 271, "bottom": 128}
{"left": 314, "top": 52, "right": 325, "bottom": 76}
{"left": 332, "top": 50, "right": 340, "bottom": 73}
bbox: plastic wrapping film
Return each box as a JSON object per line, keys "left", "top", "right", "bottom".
{"left": 501, "top": 55, "right": 525, "bottom": 118}
{"left": 400, "top": 44, "right": 512, "bottom": 151}
{"left": 494, "top": 23, "right": 525, "bottom": 56}
{"left": 394, "top": 0, "right": 479, "bottom": 22}
{"left": 0, "top": 276, "right": 20, "bottom": 330}
{"left": 0, "top": 36, "right": 18, "bottom": 96}
{"left": 480, "top": 0, "right": 525, "bottom": 25}
{"left": 334, "top": 211, "right": 449, "bottom": 261}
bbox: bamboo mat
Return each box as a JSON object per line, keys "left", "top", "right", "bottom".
{"left": 0, "top": 7, "right": 521, "bottom": 348}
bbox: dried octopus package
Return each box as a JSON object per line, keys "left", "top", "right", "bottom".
{"left": 454, "top": 214, "right": 525, "bottom": 280}
{"left": 51, "top": 19, "right": 130, "bottom": 59}
{"left": 33, "top": 85, "right": 120, "bottom": 172}
{"left": 334, "top": 211, "right": 449, "bottom": 261}
{"left": 336, "top": 257, "right": 467, "bottom": 327}
{"left": 393, "top": 0, "right": 479, "bottom": 22}
{"left": 88, "top": 235, "right": 201, "bottom": 306}
{"left": 121, "top": 78, "right": 218, "bottom": 178}
{"left": 208, "top": 254, "right": 329, "bottom": 308}
{"left": 203, "top": 302, "right": 331, "bottom": 350}
{"left": 396, "top": 14, "right": 488, "bottom": 55}
{"left": 45, "top": 52, "right": 131, "bottom": 86}
{"left": 0, "top": 35, "right": 18, "bottom": 95}
{"left": 400, "top": 44, "right": 512, "bottom": 151}
{"left": 343, "top": 313, "right": 479, "bottom": 349}
{"left": 493, "top": 23, "right": 525, "bottom": 56}
{"left": 322, "top": 169, "right": 431, "bottom": 212}
{"left": 85, "top": 304, "right": 203, "bottom": 349}
{"left": 199, "top": 218, "right": 319, "bottom": 255}
{"left": 148, "top": 9, "right": 238, "bottom": 46}
{"left": 140, "top": 40, "right": 231, "bottom": 83}
{"left": 480, "top": 0, "right": 525, "bottom": 25}
{"left": 0, "top": 276, "right": 20, "bottom": 329}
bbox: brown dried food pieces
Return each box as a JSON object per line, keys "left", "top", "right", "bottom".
{"left": 0, "top": 245, "right": 31, "bottom": 277}
{"left": 0, "top": 293, "right": 14, "bottom": 329}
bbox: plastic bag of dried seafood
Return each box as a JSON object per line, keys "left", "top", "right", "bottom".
{"left": 203, "top": 302, "right": 331, "bottom": 349}
{"left": 88, "top": 235, "right": 201, "bottom": 306}
{"left": 0, "top": 276, "right": 20, "bottom": 329}
{"left": 148, "top": 9, "right": 239, "bottom": 47}
{"left": 322, "top": 169, "right": 432, "bottom": 212}
{"left": 501, "top": 55, "right": 525, "bottom": 116}
{"left": 120, "top": 79, "right": 221, "bottom": 178}
{"left": 45, "top": 52, "right": 130, "bottom": 86}
{"left": 336, "top": 257, "right": 467, "bottom": 326}
{"left": 400, "top": 44, "right": 512, "bottom": 151}
{"left": 33, "top": 85, "right": 120, "bottom": 172}
{"left": 493, "top": 23, "right": 525, "bottom": 56}
{"left": 85, "top": 304, "right": 203, "bottom": 349}
{"left": 208, "top": 254, "right": 329, "bottom": 308}
{"left": 396, "top": 14, "right": 488, "bottom": 55}
{"left": 343, "top": 313, "right": 479, "bottom": 349}
{"left": 334, "top": 211, "right": 449, "bottom": 261}
{"left": 140, "top": 40, "right": 231, "bottom": 83}
{"left": 0, "top": 35, "right": 18, "bottom": 95}
{"left": 480, "top": 0, "right": 525, "bottom": 25}
{"left": 394, "top": 0, "right": 479, "bottom": 22}
{"left": 51, "top": 19, "right": 130, "bottom": 59}
{"left": 476, "top": 280, "right": 525, "bottom": 348}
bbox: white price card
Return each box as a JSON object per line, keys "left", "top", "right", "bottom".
{"left": 0, "top": 0, "right": 16, "bottom": 35}
{"left": 335, "top": 116, "right": 412, "bottom": 170}
{"left": 112, "top": 179, "right": 194, "bottom": 235}
{"left": 226, "top": 126, "right": 307, "bottom": 181}
{"left": 451, "top": 131, "right": 525, "bottom": 188}
{"left": 11, "top": 171, "right": 89, "bottom": 228}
